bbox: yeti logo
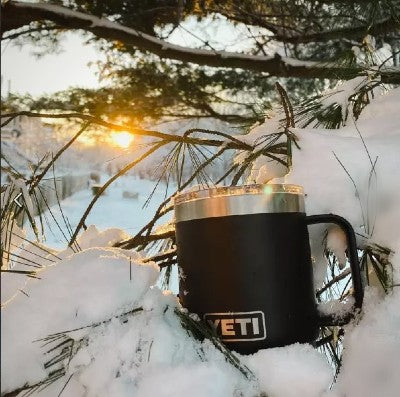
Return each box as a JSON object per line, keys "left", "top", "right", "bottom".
{"left": 204, "top": 311, "right": 266, "bottom": 342}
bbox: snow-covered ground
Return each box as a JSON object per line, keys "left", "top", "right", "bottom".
{"left": 31, "top": 175, "right": 174, "bottom": 250}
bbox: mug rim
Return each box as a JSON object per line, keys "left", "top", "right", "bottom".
{"left": 173, "top": 183, "right": 303, "bottom": 206}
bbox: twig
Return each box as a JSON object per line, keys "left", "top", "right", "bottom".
{"left": 332, "top": 151, "right": 367, "bottom": 230}
{"left": 11, "top": 232, "right": 61, "bottom": 260}
{"left": 57, "top": 374, "right": 73, "bottom": 396}
{"left": 51, "top": 157, "right": 80, "bottom": 252}
{"left": 29, "top": 122, "right": 90, "bottom": 193}
{"left": 275, "top": 82, "right": 295, "bottom": 128}
{"left": 143, "top": 250, "right": 177, "bottom": 264}
{"left": 316, "top": 268, "right": 351, "bottom": 297}
{"left": 121, "top": 145, "right": 230, "bottom": 250}
{"left": 36, "top": 186, "right": 76, "bottom": 252}
{"left": 36, "top": 307, "right": 144, "bottom": 341}
{"left": 10, "top": 241, "right": 56, "bottom": 263}
{"left": 2, "top": 250, "right": 44, "bottom": 268}
{"left": 115, "top": 231, "right": 175, "bottom": 250}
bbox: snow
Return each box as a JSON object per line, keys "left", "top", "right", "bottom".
{"left": 247, "top": 344, "right": 333, "bottom": 397}
{"left": 1, "top": 233, "right": 159, "bottom": 393}
{"left": 234, "top": 116, "right": 288, "bottom": 184}
{"left": 247, "top": 87, "right": 400, "bottom": 287}
{"left": 320, "top": 77, "right": 366, "bottom": 124}
{"left": 326, "top": 226, "right": 347, "bottom": 268}
{"left": 68, "top": 306, "right": 256, "bottom": 397}
{"left": 331, "top": 287, "right": 400, "bottom": 397}
{"left": 1, "top": 240, "right": 334, "bottom": 397}
{"left": 285, "top": 128, "right": 398, "bottom": 233}
{"left": 241, "top": 82, "right": 400, "bottom": 396}
{"left": 282, "top": 114, "right": 399, "bottom": 289}
{"left": 75, "top": 225, "right": 131, "bottom": 250}
{"left": 318, "top": 297, "right": 355, "bottom": 318}
{"left": 1, "top": 82, "right": 399, "bottom": 396}
{"left": 30, "top": 175, "right": 173, "bottom": 250}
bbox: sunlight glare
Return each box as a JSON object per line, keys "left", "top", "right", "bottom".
{"left": 111, "top": 131, "right": 134, "bottom": 148}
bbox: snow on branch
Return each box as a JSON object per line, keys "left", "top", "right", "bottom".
{"left": 273, "top": 16, "right": 399, "bottom": 44}
{"left": 1, "top": 1, "right": 399, "bottom": 82}
{"left": 217, "top": 6, "right": 399, "bottom": 45}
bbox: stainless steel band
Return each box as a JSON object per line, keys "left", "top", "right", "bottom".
{"left": 174, "top": 184, "right": 305, "bottom": 223}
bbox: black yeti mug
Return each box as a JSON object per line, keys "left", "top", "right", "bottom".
{"left": 174, "top": 184, "right": 364, "bottom": 354}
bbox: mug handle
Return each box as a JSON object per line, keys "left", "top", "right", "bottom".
{"left": 306, "top": 214, "right": 364, "bottom": 326}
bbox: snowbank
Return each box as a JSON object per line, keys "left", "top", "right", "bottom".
{"left": 4, "top": 224, "right": 397, "bottom": 396}
{"left": 1, "top": 239, "right": 334, "bottom": 397}
{"left": 330, "top": 242, "right": 400, "bottom": 397}
{"left": 283, "top": 126, "right": 399, "bottom": 285}
{"left": 1, "top": 237, "right": 159, "bottom": 393}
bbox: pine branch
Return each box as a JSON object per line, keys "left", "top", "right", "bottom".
{"left": 273, "top": 16, "right": 399, "bottom": 44}
{"left": 3, "top": 111, "right": 285, "bottom": 248}
{"left": 175, "top": 308, "right": 256, "bottom": 381}
{"left": 116, "top": 144, "right": 231, "bottom": 251}
{"left": 2, "top": 1, "right": 399, "bottom": 82}
{"left": 1, "top": 111, "right": 284, "bottom": 153}
{"left": 115, "top": 230, "right": 175, "bottom": 250}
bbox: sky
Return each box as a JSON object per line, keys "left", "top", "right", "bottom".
{"left": 1, "top": 32, "right": 103, "bottom": 97}
{"left": 1, "top": 16, "right": 256, "bottom": 98}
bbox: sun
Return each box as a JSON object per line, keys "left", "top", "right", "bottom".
{"left": 111, "top": 131, "right": 134, "bottom": 148}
